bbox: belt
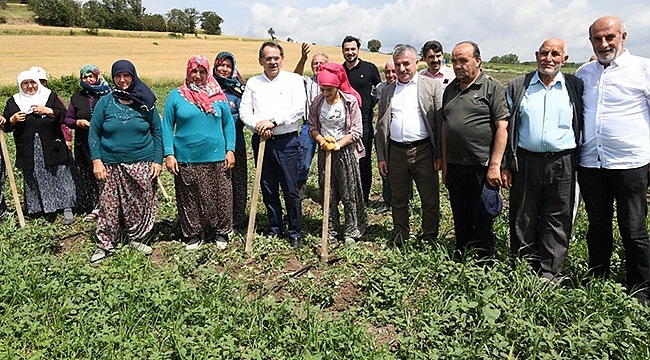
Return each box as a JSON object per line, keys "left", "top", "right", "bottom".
{"left": 389, "top": 138, "right": 429, "bottom": 149}
{"left": 518, "top": 147, "right": 575, "bottom": 158}
{"left": 267, "top": 132, "right": 298, "bottom": 140}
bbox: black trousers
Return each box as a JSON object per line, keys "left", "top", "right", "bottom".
{"left": 510, "top": 150, "right": 575, "bottom": 278}
{"left": 578, "top": 165, "right": 650, "bottom": 299}
{"left": 446, "top": 164, "right": 494, "bottom": 259}
{"left": 252, "top": 133, "right": 302, "bottom": 239}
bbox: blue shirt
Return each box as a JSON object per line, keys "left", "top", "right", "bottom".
{"left": 510, "top": 72, "right": 575, "bottom": 153}
{"left": 162, "top": 89, "right": 235, "bottom": 163}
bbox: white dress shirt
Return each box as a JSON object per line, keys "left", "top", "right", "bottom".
{"left": 240, "top": 70, "right": 306, "bottom": 135}
{"left": 576, "top": 50, "right": 650, "bottom": 169}
{"left": 389, "top": 73, "right": 428, "bottom": 142}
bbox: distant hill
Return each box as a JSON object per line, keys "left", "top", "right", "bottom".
{"left": 0, "top": 3, "right": 36, "bottom": 25}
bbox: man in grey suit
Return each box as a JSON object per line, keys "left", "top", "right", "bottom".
{"left": 375, "top": 44, "right": 443, "bottom": 246}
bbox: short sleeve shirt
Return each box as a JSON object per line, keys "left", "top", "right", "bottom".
{"left": 443, "top": 71, "right": 509, "bottom": 166}
{"left": 344, "top": 59, "right": 381, "bottom": 122}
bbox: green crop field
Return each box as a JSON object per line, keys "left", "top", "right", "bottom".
{"left": 1, "top": 73, "right": 649, "bottom": 359}
{"left": 0, "top": 5, "right": 649, "bottom": 359}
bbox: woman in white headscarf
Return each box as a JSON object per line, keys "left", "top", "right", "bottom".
{"left": 2, "top": 70, "right": 77, "bottom": 224}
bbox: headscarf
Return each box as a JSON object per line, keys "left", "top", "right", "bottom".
{"left": 213, "top": 52, "right": 245, "bottom": 98}
{"left": 29, "top": 66, "right": 48, "bottom": 81}
{"left": 110, "top": 59, "right": 157, "bottom": 111}
{"left": 79, "top": 64, "right": 111, "bottom": 97}
{"left": 317, "top": 62, "right": 362, "bottom": 107}
{"left": 13, "top": 70, "right": 52, "bottom": 113}
{"left": 179, "top": 55, "right": 227, "bottom": 114}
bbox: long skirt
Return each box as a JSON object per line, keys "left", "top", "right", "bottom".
{"left": 95, "top": 162, "right": 157, "bottom": 250}
{"left": 23, "top": 134, "right": 77, "bottom": 215}
{"left": 175, "top": 162, "right": 233, "bottom": 239}
{"left": 317, "top": 146, "right": 366, "bottom": 239}
{"left": 74, "top": 138, "right": 99, "bottom": 213}
{"left": 231, "top": 148, "right": 248, "bottom": 229}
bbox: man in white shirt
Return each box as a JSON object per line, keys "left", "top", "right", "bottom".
{"left": 240, "top": 41, "right": 307, "bottom": 248}
{"left": 375, "top": 44, "right": 443, "bottom": 246}
{"left": 576, "top": 15, "right": 650, "bottom": 304}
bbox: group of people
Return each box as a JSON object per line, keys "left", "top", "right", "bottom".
{"left": 246, "top": 14, "right": 649, "bottom": 304}
{"left": 0, "top": 14, "right": 648, "bottom": 303}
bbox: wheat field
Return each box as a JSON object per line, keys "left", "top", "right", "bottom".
{"left": 0, "top": 28, "right": 392, "bottom": 85}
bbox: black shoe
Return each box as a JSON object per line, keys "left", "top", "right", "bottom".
{"left": 374, "top": 203, "right": 391, "bottom": 215}
{"left": 266, "top": 230, "right": 281, "bottom": 239}
{"left": 290, "top": 236, "right": 303, "bottom": 249}
{"left": 185, "top": 237, "right": 202, "bottom": 250}
{"left": 388, "top": 234, "right": 405, "bottom": 248}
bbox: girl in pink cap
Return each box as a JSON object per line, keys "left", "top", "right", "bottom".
{"left": 308, "top": 62, "right": 366, "bottom": 245}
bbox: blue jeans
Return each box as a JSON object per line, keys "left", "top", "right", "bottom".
{"left": 298, "top": 122, "right": 317, "bottom": 186}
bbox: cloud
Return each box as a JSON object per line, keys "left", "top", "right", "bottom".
{"left": 240, "top": 0, "right": 650, "bottom": 62}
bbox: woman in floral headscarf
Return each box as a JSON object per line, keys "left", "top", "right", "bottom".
{"left": 213, "top": 51, "right": 248, "bottom": 230}
{"left": 308, "top": 62, "right": 366, "bottom": 244}
{"left": 65, "top": 64, "right": 111, "bottom": 221}
{"left": 88, "top": 59, "right": 163, "bottom": 263}
{"left": 163, "top": 55, "right": 235, "bottom": 250}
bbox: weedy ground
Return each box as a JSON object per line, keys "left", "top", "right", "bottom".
{"left": 0, "top": 72, "right": 649, "bottom": 359}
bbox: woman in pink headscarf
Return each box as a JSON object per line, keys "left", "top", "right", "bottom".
{"left": 162, "top": 55, "right": 236, "bottom": 250}
{"left": 308, "top": 62, "right": 366, "bottom": 245}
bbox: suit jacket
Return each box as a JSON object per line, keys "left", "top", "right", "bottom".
{"left": 505, "top": 71, "right": 584, "bottom": 172}
{"left": 375, "top": 75, "right": 443, "bottom": 163}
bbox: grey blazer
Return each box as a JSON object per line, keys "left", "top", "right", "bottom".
{"left": 375, "top": 75, "right": 443, "bottom": 163}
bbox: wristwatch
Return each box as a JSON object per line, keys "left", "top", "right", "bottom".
{"left": 270, "top": 118, "right": 278, "bottom": 127}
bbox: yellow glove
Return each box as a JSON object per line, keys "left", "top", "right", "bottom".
{"left": 320, "top": 140, "right": 331, "bottom": 151}
{"left": 320, "top": 135, "right": 337, "bottom": 151}
{"left": 324, "top": 141, "right": 340, "bottom": 152}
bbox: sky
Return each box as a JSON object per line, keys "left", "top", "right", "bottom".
{"left": 142, "top": 0, "right": 650, "bottom": 62}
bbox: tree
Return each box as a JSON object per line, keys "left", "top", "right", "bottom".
{"left": 142, "top": 13, "right": 166, "bottom": 32}
{"left": 200, "top": 11, "right": 222, "bottom": 35}
{"left": 183, "top": 7, "right": 199, "bottom": 33}
{"left": 488, "top": 53, "right": 519, "bottom": 64}
{"left": 166, "top": 8, "right": 190, "bottom": 34}
{"left": 101, "top": 0, "right": 144, "bottom": 31}
{"left": 367, "top": 39, "right": 381, "bottom": 53}
{"left": 29, "top": 0, "right": 83, "bottom": 27}
{"left": 82, "top": 0, "right": 106, "bottom": 30}
{"left": 267, "top": 27, "right": 275, "bottom": 40}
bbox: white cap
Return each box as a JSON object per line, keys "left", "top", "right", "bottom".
{"left": 29, "top": 66, "right": 48, "bottom": 81}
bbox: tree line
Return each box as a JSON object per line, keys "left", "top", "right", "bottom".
{"left": 25, "top": 0, "right": 224, "bottom": 35}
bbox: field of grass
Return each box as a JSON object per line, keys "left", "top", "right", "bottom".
{"left": 0, "top": 72, "right": 649, "bottom": 358}
{"left": 0, "top": 3, "right": 35, "bottom": 24}
{"left": 0, "top": 26, "right": 391, "bottom": 86}
{"left": 0, "top": 16, "right": 649, "bottom": 358}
